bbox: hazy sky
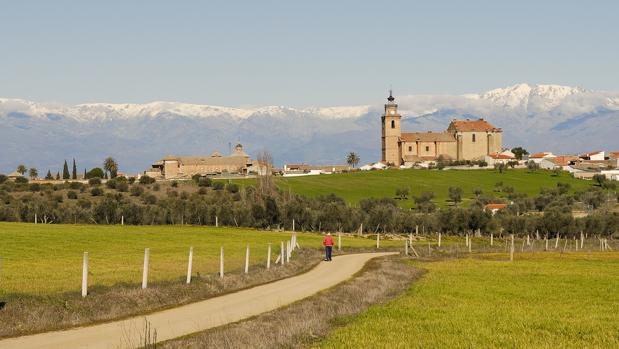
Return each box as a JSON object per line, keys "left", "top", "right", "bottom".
{"left": 1, "top": 0, "right": 618, "bottom": 107}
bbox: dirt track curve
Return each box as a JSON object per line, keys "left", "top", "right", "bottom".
{"left": 0, "top": 252, "right": 396, "bottom": 349}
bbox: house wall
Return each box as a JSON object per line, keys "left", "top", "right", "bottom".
{"left": 163, "top": 161, "right": 179, "bottom": 179}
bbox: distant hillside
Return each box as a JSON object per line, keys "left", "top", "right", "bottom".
{"left": 1, "top": 83, "right": 618, "bottom": 173}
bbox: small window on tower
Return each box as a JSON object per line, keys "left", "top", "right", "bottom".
{"left": 425, "top": 146, "right": 430, "bottom": 152}
{"left": 472, "top": 134, "right": 476, "bottom": 142}
{"left": 391, "top": 120, "right": 395, "bottom": 129}
{"left": 408, "top": 146, "right": 412, "bottom": 152}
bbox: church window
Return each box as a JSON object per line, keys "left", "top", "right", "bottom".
{"left": 408, "top": 146, "right": 412, "bottom": 152}
{"left": 391, "top": 120, "right": 395, "bottom": 129}
{"left": 472, "top": 134, "right": 476, "bottom": 142}
{"left": 425, "top": 146, "right": 430, "bottom": 152}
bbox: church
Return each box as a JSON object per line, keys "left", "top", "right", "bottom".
{"left": 381, "top": 92, "right": 502, "bottom": 166}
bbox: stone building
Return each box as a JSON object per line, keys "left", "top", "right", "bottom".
{"left": 381, "top": 92, "right": 502, "bottom": 166}
{"left": 147, "top": 144, "right": 258, "bottom": 179}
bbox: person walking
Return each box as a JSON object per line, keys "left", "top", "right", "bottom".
{"left": 323, "top": 232, "right": 334, "bottom": 261}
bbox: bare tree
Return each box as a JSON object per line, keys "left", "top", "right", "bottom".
{"left": 256, "top": 150, "right": 274, "bottom": 195}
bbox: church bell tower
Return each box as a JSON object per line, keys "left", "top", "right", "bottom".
{"left": 381, "top": 90, "right": 402, "bottom": 165}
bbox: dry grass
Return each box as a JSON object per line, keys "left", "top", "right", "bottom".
{"left": 159, "top": 255, "right": 422, "bottom": 349}
{"left": 0, "top": 248, "right": 321, "bottom": 338}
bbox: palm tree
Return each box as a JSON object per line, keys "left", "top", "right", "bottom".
{"left": 28, "top": 168, "right": 38, "bottom": 180}
{"left": 346, "top": 152, "right": 360, "bottom": 168}
{"left": 103, "top": 157, "right": 119, "bottom": 178}
{"left": 16, "top": 164, "right": 27, "bottom": 175}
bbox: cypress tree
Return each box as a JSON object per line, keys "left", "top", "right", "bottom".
{"left": 55, "top": 171, "right": 60, "bottom": 180}
{"left": 72, "top": 158, "right": 77, "bottom": 180}
{"left": 62, "top": 160, "right": 70, "bottom": 179}
{"left": 45, "top": 170, "right": 53, "bottom": 180}
{"left": 84, "top": 168, "right": 87, "bottom": 179}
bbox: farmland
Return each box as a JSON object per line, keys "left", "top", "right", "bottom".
{"left": 316, "top": 252, "right": 619, "bottom": 348}
{"left": 0, "top": 222, "right": 399, "bottom": 296}
{"left": 275, "top": 169, "right": 594, "bottom": 208}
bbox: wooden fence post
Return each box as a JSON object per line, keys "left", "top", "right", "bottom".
{"left": 121, "top": 215, "right": 124, "bottom": 226}
{"left": 267, "top": 243, "right": 272, "bottom": 269}
{"left": 555, "top": 233, "right": 560, "bottom": 249}
{"left": 545, "top": 236, "right": 548, "bottom": 251}
{"left": 509, "top": 235, "right": 515, "bottom": 262}
{"left": 404, "top": 239, "right": 409, "bottom": 256}
{"left": 215, "top": 216, "right": 218, "bottom": 227}
{"left": 438, "top": 232, "right": 442, "bottom": 247}
{"left": 286, "top": 240, "right": 291, "bottom": 262}
{"left": 219, "top": 246, "right": 224, "bottom": 278}
{"left": 526, "top": 235, "right": 530, "bottom": 246}
{"left": 82, "top": 252, "right": 88, "bottom": 297}
{"left": 280, "top": 241, "right": 285, "bottom": 265}
{"left": 338, "top": 233, "right": 342, "bottom": 251}
{"left": 468, "top": 238, "right": 472, "bottom": 253}
{"left": 292, "top": 219, "right": 295, "bottom": 232}
{"left": 376, "top": 233, "right": 380, "bottom": 249}
{"left": 415, "top": 225, "right": 418, "bottom": 236}
{"left": 244, "top": 244, "right": 250, "bottom": 274}
{"left": 580, "top": 231, "right": 584, "bottom": 249}
{"left": 186, "top": 247, "right": 193, "bottom": 284}
{"left": 142, "top": 248, "right": 150, "bottom": 289}
{"left": 490, "top": 233, "right": 494, "bottom": 247}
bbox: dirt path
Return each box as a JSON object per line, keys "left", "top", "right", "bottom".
{"left": 0, "top": 252, "right": 396, "bottom": 349}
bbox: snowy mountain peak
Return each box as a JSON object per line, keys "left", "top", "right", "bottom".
{"left": 479, "top": 83, "right": 587, "bottom": 110}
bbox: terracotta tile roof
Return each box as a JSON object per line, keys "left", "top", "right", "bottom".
{"left": 530, "top": 152, "right": 553, "bottom": 158}
{"left": 547, "top": 156, "right": 578, "bottom": 166}
{"left": 485, "top": 203, "right": 507, "bottom": 210}
{"left": 448, "top": 119, "right": 501, "bottom": 132}
{"left": 400, "top": 132, "right": 455, "bottom": 142}
{"left": 609, "top": 152, "right": 619, "bottom": 157}
{"left": 488, "top": 152, "right": 514, "bottom": 159}
{"left": 579, "top": 151, "right": 603, "bottom": 157}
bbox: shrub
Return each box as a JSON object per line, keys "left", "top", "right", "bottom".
{"left": 88, "top": 177, "right": 102, "bottom": 186}
{"left": 198, "top": 187, "right": 207, "bottom": 195}
{"left": 29, "top": 183, "right": 41, "bottom": 192}
{"left": 53, "top": 194, "right": 63, "bottom": 203}
{"left": 85, "top": 167, "right": 105, "bottom": 179}
{"left": 15, "top": 177, "right": 28, "bottom": 184}
{"left": 67, "top": 190, "right": 78, "bottom": 199}
{"left": 77, "top": 198, "right": 91, "bottom": 209}
{"left": 0, "top": 174, "right": 7, "bottom": 184}
{"left": 226, "top": 183, "right": 239, "bottom": 194}
{"left": 152, "top": 183, "right": 160, "bottom": 191}
{"left": 142, "top": 194, "right": 157, "bottom": 204}
{"left": 130, "top": 185, "right": 144, "bottom": 196}
{"left": 116, "top": 181, "right": 129, "bottom": 192}
{"left": 213, "top": 182, "right": 224, "bottom": 190}
{"left": 69, "top": 181, "right": 83, "bottom": 190}
{"left": 198, "top": 177, "right": 212, "bottom": 187}
{"left": 90, "top": 187, "right": 104, "bottom": 196}
{"left": 139, "top": 175, "right": 156, "bottom": 185}
{"left": 171, "top": 181, "right": 179, "bottom": 188}
{"left": 128, "top": 177, "right": 136, "bottom": 184}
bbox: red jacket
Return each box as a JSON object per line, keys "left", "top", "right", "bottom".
{"left": 323, "top": 235, "right": 334, "bottom": 247}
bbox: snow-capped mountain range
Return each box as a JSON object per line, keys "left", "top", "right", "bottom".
{"left": 1, "top": 83, "right": 618, "bottom": 173}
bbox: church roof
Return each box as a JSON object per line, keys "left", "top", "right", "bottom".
{"left": 401, "top": 132, "right": 455, "bottom": 142}
{"left": 449, "top": 119, "right": 501, "bottom": 132}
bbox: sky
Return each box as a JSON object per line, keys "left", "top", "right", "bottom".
{"left": 1, "top": 0, "right": 618, "bottom": 107}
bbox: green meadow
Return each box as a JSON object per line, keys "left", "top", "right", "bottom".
{"left": 0, "top": 222, "right": 399, "bottom": 296}
{"left": 317, "top": 252, "right": 619, "bottom": 348}
{"left": 274, "top": 169, "right": 593, "bottom": 208}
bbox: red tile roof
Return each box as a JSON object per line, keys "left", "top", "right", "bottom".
{"left": 448, "top": 119, "right": 501, "bottom": 132}
{"left": 548, "top": 156, "right": 578, "bottom": 166}
{"left": 488, "top": 152, "right": 514, "bottom": 159}
{"left": 485, "top": 204, "right": 507, "bottom": 210}
{"left": 530, "top": 152, "right": 553, "bottom": 158}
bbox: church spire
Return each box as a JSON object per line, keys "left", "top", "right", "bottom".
{"left": 387, "top": 89, "right": 395, "bottom": 102}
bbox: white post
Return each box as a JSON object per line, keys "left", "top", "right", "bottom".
{"left": 580, "top": 231, "right": 584, "bottom": 249}
{"left": 142, "top": 248, "right": 150, "bottom": 289}
{"left": 376, "top": 233, "right": 380, "bottom": 249}
{"left": 219, "top": 246, "right": 224, "bottom": 278}
{"left": 338, "top": 233, "right": 342, "bottom": 251}
{"left": 34, "top": 213, "right": 37, "bottom": 224}
{"left": 215, "top": 216, "right": 218, "bottom": 227}
{"left": 409, "top": 233, "right": 413, "bottom": 249}
{"left": 404, "top": 239, "right": 409, "bottom": 256}
{"left": 281, "top": 241, "right": 285, "bottom": 265}
{"left": 121, "top": 215, "right": 124, "bottom": 226}
{"left": 468, "top": 238, "right": 472, "bottom": 253}
{"left": 465, "top": 234, "right": 469, "bottom": 247}
{"left": 267, "top": 243, "right": 272, "bottom": 269}
{"left": 81, "top": 252, "right": 88, "bottom": 297}
{"left": 415, "top": 225, "right": 419, "bottom": 235}
{"left": 244, "top": 244, "right": 250, "bottom": 274}
{"left": 490, "top": 233, "right": 494, "bottom": 246}
{"left": 286, "top": 240, "right": 291, "bottom": 262}
{"left": 555, "top": 233, "right": 560, "bottom": 249}
{"left": 360, "top": 223, "right": 363, "bottom": 236}
{"left": 526, "top": 235, "right": 530, "bottom": 246}
{"left": 292, "top": 219, "right": 295, "bottom": 232}
{"left": 438, "top": 233, "right": 442, "bottom": 247}
{"left": 186, "top": 247, "right": 193, "bottom": 284}
{"left": 510, "top": 235, "right": 514, "bottom": 262}
{"left": 545, "top": 236, "right": 549, "bottom": 251}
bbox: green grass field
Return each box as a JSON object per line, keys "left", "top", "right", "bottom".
{"left": 317, "top": 252, "right": 619, "bottom": 348}
{"left": 0, "top": 222, "right": 400, "bottom": 296}
{"left": 275, "top": 169, "right": 593, "bottom": 208}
